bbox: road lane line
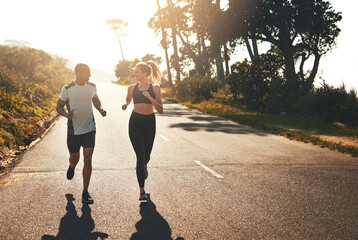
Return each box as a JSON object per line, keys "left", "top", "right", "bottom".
{"left": 194, "top": 161, "right": 224, "bottom": 179}
{"left": 159, "top": 134, "right": 169, "bottom": 141}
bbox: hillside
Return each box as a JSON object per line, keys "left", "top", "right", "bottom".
{"left": 0, "top": 45, "right": 74, "bottom": 168}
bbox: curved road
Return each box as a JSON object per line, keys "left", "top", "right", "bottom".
{"left": 0, "top": 83, "right": 357, "bottom": 239}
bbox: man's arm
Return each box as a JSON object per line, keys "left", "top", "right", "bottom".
{"left": 57, "top": 99, "right": 73, "bottom": 119}
{"left": 92, "top": 96, "right": 106, "bottom": 117}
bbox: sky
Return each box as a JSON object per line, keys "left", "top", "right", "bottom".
{"left": 1, "top": 0, "right": 357, "bottom": 91}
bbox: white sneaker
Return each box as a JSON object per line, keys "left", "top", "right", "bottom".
{"left": 139, "top": 193, "right": 147, "bottom": 201}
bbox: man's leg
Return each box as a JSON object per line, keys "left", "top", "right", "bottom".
{"left": 82, "top": 147, "right": 94, "bottom": 192}
{"left": 69, "top": 152, "right": 80, "bottom": 169}
{"left": 67, "top": 135, "right": 81, "bottom": 180}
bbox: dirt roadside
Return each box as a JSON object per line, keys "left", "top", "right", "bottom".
{"left": 0, "top": 111, "right": 59, "bottom": 173}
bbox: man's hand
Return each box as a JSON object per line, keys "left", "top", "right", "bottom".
{"left": 99, "top": 109, "right": 107, "bottom": 117}
{"left": 67, "top": 110, "right": 74, "bottom": 119}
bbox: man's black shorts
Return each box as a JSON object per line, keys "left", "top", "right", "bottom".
{"left": 67, "top": 131, "right": 96, "bottom": 153}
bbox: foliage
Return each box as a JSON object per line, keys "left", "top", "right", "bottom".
{"left": 228, "top": 0, "right": 342, "bottom": 103}
{"left": 149, "top": 0, "right": 214, "bottom": 77}
{"left": 292, "top": 84, "right": 358, "bottom": 125}
{"left": 226, "top": 48, "right": 286, "bottom": 112}
{"left": 114, "top": 54, "right": 163, "bottom": 85}
{"left": 115, "top": 60, "right": 131, "bottom": 80}
{"left": 0, "top": 45, "right": 73, "bottom": 148}
{"left": 174, "top": 73, "right": 223, "bottom": 102}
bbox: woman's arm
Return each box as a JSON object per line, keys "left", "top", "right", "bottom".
{"left": 143, "top": 85, "right": 163, "bottom": 114}
{"left": 122, "top": 85, "right": 134, "bottom": 110}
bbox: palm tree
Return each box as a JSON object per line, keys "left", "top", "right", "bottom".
{"left": 106, "top": 18, "right": 128, "bottom": 61}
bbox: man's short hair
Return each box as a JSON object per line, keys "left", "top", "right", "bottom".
{"left": 75, "top": 63, "right": 90, "bottom": 74}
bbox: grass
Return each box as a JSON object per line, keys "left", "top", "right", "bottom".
{"left": 162, "top": 88, "right": 358, "bottom": 158}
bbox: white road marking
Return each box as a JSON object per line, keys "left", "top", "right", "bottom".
{"left": 159, "top": 134, "right": 169, "bottom": 141}
{"left": 194, "top": 161, "right": 224, "bottom": 179}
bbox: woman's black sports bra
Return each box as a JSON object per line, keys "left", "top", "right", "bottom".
{"left": 132, "top": 83, "right": 156, "bottom": 104}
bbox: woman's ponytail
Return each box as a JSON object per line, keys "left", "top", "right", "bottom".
{"left": 146, "top": 61, "right": 161, "bottom": 85}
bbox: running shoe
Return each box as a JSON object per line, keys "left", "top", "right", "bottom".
{"left": 66, "top": 166, "right": 74, "bottom": 180}
{"left": 82, "top": 191, "right": 94, "bottom": 204}
{"left": 139, "top": 192, "right": 147, "bottom": 201}
{"left": 144, "top": 166, "right": 148, "bottom": 180}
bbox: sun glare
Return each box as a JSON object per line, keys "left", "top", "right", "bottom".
{"left": 1, "top": 0, "right": 162, "bottom": 73}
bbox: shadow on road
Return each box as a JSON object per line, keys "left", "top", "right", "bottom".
{"left": 161, "top": 103, "right": 267, "bottom": 136}
{"left": 130, "top": 194, "right": 184, "bottom": 240}
{"left": 42, "top": 194, "right": 108, "bottom": 240}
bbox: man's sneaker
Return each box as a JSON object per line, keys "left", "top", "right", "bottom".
{"left": 139, "top": 193, "right": 147, "bottom": 201}
{"left": 82, "top": 191, "right": 94, "bottom": 204}
{"left": 66, "top": 166, "right": 75, "bottom": 180}
{"left": 144, "top": 166, "right": 148, "bottom": 180}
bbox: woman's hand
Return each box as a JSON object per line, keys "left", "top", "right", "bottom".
{"left": 122, "top": 103, "right": 128, "bottom": 110}
{"left": 142, "top": 91, "right": 151, "bottom": 99}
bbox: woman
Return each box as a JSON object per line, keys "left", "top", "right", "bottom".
{"left": 122, "top": 61, "right": 163, "bottom": 201}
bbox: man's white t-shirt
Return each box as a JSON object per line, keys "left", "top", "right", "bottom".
{"left": 59, "top": 81, "right": 98, "bottom": 135}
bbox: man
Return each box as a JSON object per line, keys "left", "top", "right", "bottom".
{"left": 57, "top": 63, "right": 106, "bottom": 204}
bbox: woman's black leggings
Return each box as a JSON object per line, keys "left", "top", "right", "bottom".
{"left": 129, "top": 111, "right": 156, "bottom": 188}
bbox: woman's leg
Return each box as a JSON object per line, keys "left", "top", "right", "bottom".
{"left": 143, "top": 115, "right": 156, "bottom": 166}
{"left": 129, "top": 116, "right": 146, "bottom": 190}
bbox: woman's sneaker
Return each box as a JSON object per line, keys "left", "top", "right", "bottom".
{"left": 82, "top": 191, "right": 94, "bottom": 204}
{"left": 139, "top": 192, "right": 147, "bottom": 201}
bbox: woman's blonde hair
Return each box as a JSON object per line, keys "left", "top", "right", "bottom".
{"left": 135, "top": 61, "right": 161, "bottom": 85}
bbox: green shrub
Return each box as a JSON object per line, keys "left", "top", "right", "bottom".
{"left": 292, "top": 84, "right": 358, "bottom": 125}
{"left": 266, "top": 76, "right": 288, "bottom": 114}
{"left": 226, "top": 59, "right": 269, "bottom": 111}
{"left": 175, "top": 74, "right": 223, "bottom": 102}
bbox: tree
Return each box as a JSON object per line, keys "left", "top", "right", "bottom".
{"left": 106, "top": 18, "right": 128, "bottom": 61}
{"left": 4, "top": 48, "right": 51, "bottom": 78}
{"left": 115, "top": 60, "right": 131, "bottom": 80}
{"left": 205, "top": 0, "right": 225, "bottom": 83}
{"left": 234, "top": 0, "right": 342, "bottom": 104}
{"left": 167, "top": 0, "right": 182, "bottom": 83}
{"left": 155, "top": 0, "right": 173, "bottom": 86}
{"left": 114, "top": 54, "right": 163, "bottom": 83}
{"left": 141, "top": 53, "right": 163, "bottom": 66}
{"left": 149, "top": 0, "right": 213, "bottom": 78}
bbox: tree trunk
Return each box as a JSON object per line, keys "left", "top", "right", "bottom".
{"left": 168, "top": 0, "right": 181, "bottom": 83}
{"left": 215, "top": 0, "right": 225, "bottom": 82}
{"left": 245, "top": 37, "right": 259, "bottom": 62}
{"left": 244, "top": 37, "right": 255, "bottom": 61}
{"left": 115, "top": 32, "right": 125, "bottom": 61}
{"left": 303, "top": 53, "right": 321, "bottom": 95}
{"left": 201, "top": 34, "right": 211, "bottom": 74}
{"left": 156, "top": 0, "right": 172, "bottom": 86}
{"left": 224, "top": 43, "right": 230, "bottom": 76}
{"left": 213, "top": 43, "right": 225, "bottom": 83}
{"left": 252, "top": 37, "right": 259, "bottom": 58}
{"left": 177, "top": 31, "right": 207, "bottom": 76}
{"left": 283, "top": 48, "right": 299, "bottom": 104}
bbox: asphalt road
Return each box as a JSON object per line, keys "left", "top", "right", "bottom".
{"left": 0, "top": 83, "right": 357, "bottom": 240}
